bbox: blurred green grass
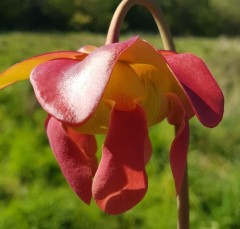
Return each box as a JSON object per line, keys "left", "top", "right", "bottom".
{"left": 0, "top": 32, "right": 239, "bottom": 229}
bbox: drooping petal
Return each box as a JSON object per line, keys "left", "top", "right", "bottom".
{"left": 167, "top": 93, "right": 189, "bottom": 194}
{"left": 46, "top": 116, "right": 97, "bottom": 204}
{"left": 30, "top": 37, "right": 139, "bottom": 125}
{"left": 92, "top": 106, "right": 148, "bottom": 215}
{"left": 163, "top": 53, "right": 224, "bottom": 127}
{"left": 0, "top": 51, "right": 86, "bottom": 89}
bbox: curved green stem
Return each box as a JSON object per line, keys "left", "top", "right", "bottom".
{"left": 105, "top": 0, "right": 175, "bottom": 51}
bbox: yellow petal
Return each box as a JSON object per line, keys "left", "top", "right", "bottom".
{"left": 119, "top": 38, "right": 173, "bottom": 78}
{"left": 71, "top": 102, "right": 111, "bottom": 134}
{"left": 103, "top": 61, "right": 145, "bottom": 111}
{"left": 0, "top": 51, "right": 86, "bottom": 89}
{"left": 119, "top": 38, "right": 189, "bottom": 110}
{"left": 131, "top": 63, "right": 170, "bottom": 125}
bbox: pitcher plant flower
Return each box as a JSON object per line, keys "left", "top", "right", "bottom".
{"left": 0, "top": 1, "right": 223, "bottom": 216}
{"left": 0, "top": 36, "right": 224, "bottom": 214}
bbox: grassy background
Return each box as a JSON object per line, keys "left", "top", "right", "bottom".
{"left": 0, "top": 32, "right": 239, "bottom": 228}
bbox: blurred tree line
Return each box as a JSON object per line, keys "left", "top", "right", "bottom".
{"left": 0, "top": 0, "right": 240, "bottom": 36}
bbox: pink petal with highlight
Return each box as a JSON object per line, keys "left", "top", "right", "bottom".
{"left": 0, "top": 51, "right": 85, "bottom": 89}
{"left": 30, "top": 37, "right": 139, "bottom": 125}
{"left": 92, "top": 106, "right": 148, "bottom": 215}
{"left": 46, "top": 116, "right": 97, "bottom": 204}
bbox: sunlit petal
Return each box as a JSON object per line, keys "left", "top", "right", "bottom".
{"left": 0, "top": 51, "right": 85, "bottom": 89}
{"left": 31, "top": 37, "right": 139, "bottom": 125}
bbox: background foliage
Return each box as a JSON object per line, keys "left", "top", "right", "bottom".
{"left": 0, "top": 31, "right": 239, "bottom": 228}
{"left": 0, "top": 0, "right": 240, "bottom": 36}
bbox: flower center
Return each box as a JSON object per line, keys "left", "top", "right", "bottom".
{"left": 103, "top": 62, "right": 144, "bottom": 111}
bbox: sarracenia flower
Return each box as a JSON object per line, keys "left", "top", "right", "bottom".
{"left": 0, "top": 36, "right": 224, "bottom": 214}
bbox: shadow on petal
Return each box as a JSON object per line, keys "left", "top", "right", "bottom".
{"left": 163, "top": 53, "right": 224, "bottom": 127}
{"left": 180, "top": 84, "right": 223, "bottom": 127}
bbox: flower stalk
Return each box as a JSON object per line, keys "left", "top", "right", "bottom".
{"left": 105, "top": 0, "right": 175, "bottom": 51}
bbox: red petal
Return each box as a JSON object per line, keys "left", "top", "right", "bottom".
{"left": 92, "top": 106, "right": 148, "bottom": 214}
{"left": 167, "top": 94, "right": 189, "bottom": 194}
{"left": 163, "top": 53, "right": 224, "bottom": 127}
{"left": 46, "top": 116, "right": 98, "bottom": 204}
{"left": 30, "top": 37, "right": 139, "bottom": 125}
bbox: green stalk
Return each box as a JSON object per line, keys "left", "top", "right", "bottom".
{"left": 105, "top": 0, "right": 175, "bottom": 51}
